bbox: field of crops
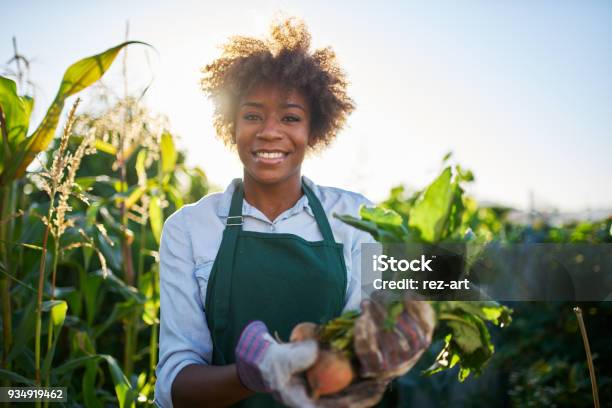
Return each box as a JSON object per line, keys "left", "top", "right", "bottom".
{"left": 1, "top": 42, "right": 610, "bottom": 407}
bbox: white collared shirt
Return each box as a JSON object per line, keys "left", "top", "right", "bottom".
{"left": 154, "top": 177, "right": 375, "bottom": 407}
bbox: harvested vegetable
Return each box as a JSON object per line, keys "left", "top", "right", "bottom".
{"left": 306, "top": 349, "right": 355, "bottom": 398}
{"left": 289, "top": 322, "right": 319, "bottom": 342}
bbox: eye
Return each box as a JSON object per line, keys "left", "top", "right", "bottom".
{"left": 243, "top": 113, "right": 262, "bottom": 121}
{"left": 283, "top": 115, "right": 300, "bottom": 122}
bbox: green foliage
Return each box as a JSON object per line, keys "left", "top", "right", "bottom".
{"left": 351, "top": 165, "right": 610, "bottom": 405}
{"left": 0, "top": 42, "right": 208, "bottom": 406}
{"left": 497, "top": 302, "right": 612, "bottom": 407}
{"left": 337, "top": 164, "right": 512, "bottom": 381}
{"left": 425, "top": 301, "right": 512, "bottom": 382}
{"left": 337, "top": 166, "right": 469, "bottom": 244}
{"left": 408, "top": 167, "right": 464, "bottom": 242}
{"left": 2, "top": 38, "right": 610, "bottom": 407}
{"left": 319, "top": 310, "right": 360, "bottom": 358}
{"left": 0, "top": 42, "right": 149, "bottom": 185}
{"left": 0, "top": 76, "right": 32, "bottom": 162}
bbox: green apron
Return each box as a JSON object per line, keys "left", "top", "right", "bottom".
{"left": 205, "top": 178, "right": 348, "bottom": 407}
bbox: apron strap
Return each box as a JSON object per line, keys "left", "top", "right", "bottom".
{"left": 212, "top": 180, "right": 244, "bottom": 335}
{"left": 302, "top": 179, "right": 336, "bottom": 244}
{"left": 228, "top": 179, "right": 245, "bottom": 222}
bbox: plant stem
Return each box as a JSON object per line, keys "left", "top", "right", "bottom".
{"left": 149, "top": 266, "right": 158, "bottom": 384}
{"left": 45, "top": 238, "right": 60, "bottom": 388}
{"left": 0, "top": 111, "right": 14, "bottom": 379}
{"left": 148, "top": 159, "right": 165, "bottom": 385}
{"left": 139, "top": 218, "right": 149, "bottom": 383}
{"left": 0, "top": 105, "right": 11, "bottom": 163}
{"left": 0, "top": 187, "right": 12, "bottom": 376}
{"left": 573, "top": 307, "right": 600, "bottom": 408}
{"left": 119, "top": 161, "right": 134, "bottom": 286}
{"left": 118, "top": 157, "right": 135, "bottom": 378}
{"left": 138, "top": 221, "right": 145, "bottom": 285}
{"left": 35, "top": 224, "right": 50, "bottom": 385}
{"left": 0, "top": 275, "right": 11, "bottom": 372}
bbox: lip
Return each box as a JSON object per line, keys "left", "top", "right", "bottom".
{"left": 252, "top": 150, "right": 289, "bottom": 165}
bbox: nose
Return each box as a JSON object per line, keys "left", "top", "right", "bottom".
{"left": 257, "top": 116, "right": 283, "bottom": 140}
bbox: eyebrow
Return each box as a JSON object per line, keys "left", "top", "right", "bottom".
{"left": 240, "top": 101, "right": 306, "bottom": 112}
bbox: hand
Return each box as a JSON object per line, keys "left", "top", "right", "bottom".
{"left": 235, "top": 321, "right": 319, "bottom": 408}
{"left": 354, "top": 292, "right": 436, "bottom": 380}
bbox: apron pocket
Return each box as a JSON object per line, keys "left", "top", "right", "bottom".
{"left": 194, "top": 260, "right": 215, "bottom": 307}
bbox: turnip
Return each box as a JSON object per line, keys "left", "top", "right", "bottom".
{"left": 306, "top": 349, "right": 355, "bottom": 399}
{"left": 289, "top": 322, "right": 319, "bottom": 342}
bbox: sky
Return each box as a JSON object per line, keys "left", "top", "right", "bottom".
{"left": 2, "top": 0, "right": 611, "bottom": 212}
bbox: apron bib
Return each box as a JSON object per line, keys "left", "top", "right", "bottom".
{"left": 205, "top": 178, "right": 348, "bottom": 408}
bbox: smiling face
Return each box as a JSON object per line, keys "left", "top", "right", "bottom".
{"left": 235, "top": 82, "right": 311, "bottom": 188}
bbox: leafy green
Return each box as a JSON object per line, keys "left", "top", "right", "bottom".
{"left": 336, "top": 164, "right": 512, "bottom": 381}
{"left": 426, "top": 301, "right": 512, "bottom": 381}
{"left": 408, "top": 167, "right": 467, "bottom": 242}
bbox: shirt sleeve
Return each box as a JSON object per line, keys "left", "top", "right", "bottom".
{"left": 154, "top": 210, "right": 213, "bottom": 408}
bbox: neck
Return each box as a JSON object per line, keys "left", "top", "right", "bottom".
{"left": 242, "top": 172, "right": 303, "bottom": 222}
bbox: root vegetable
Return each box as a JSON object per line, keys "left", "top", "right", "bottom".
{"left": 290, "top": 322, "right": 318, "bottom": 342}
{"left": 306, "top": 349, "right": 354, "bottom": 399}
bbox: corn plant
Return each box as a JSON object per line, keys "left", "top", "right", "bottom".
{"left": 0, "top": 41, "right": 162, "bottom": 406}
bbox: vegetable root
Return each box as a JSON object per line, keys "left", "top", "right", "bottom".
{"left": 289, "top": 322, "right": 319, "bottom": 342}
{"left": 306, "top": 349, "right": 354, "bottom": 399}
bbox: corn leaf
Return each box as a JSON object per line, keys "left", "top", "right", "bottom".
{"left": 101, "top": 354, "right": 136, "bottom": 408}
{"left": 124, "top": 185, "right": 147, "bottom": 210}
{"left": 0, "top": 76, "right": 31, "bottom": 144}
{"left": 94, "top": 269, "right": 145, "bottom": 303}
{"left": 81, "top": 271, "right": 103, "bottom": 326}
{"left": 0, "top": 76, "right": 32, "bottom": 177}
{"left": 52, "top": 354, "right": 135, "bottom": 407}
{"left": 164, "top": 184, "right": 184, "bottom": 209}
{"left": 136, "top": 149, "right": 147, "bottom": 184}
{"left": 92, "top": 300, "right": 136, "bottom": 338}
{"left": 0, "top": 368, "right": 36, "bottom": 385}
{"left": 149, "top": 195, "right": 163, "bottom": 244}
{"left": 94, "top": 138, "right": 118, "bottom": 155}
{"left": 5, "top": 41, "right": 149, "bottom": 182}
{"left": 41, "top": 300, "right": 68, "bottom": 378}
{"left": 83, "top": 360, "right": 103, "bottom": 408}
{"left": 6, "top": 299, "right": 36, "bottom": 363}
{"left": 139, "top": 270, "right": 159, "bottom": 325}
{"left": 160, "top": 131, "right": 177, "bottom": 175}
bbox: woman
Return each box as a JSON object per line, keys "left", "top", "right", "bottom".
{"left": 155, "top": 18, "right": 433, "bottom": 408}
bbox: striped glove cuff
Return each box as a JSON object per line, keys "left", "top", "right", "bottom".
{"left": 235, "top": 320, "right": 272, "bottom": 393}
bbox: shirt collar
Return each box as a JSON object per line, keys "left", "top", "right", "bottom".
{"left": 216, "top": 176, "right": 317, "bottom": 220}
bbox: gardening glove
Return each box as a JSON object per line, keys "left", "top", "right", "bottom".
{"left": 312, "top": 296, "right": 435, "bottom": 408}
{"left": 354, "top": 291, "right": 435, "bottom": 380}
{"left": 314, "top": 378, "right": 389, "bottom": 408}
{"left": 235, "top": 320, "right": 319, "bottom": 408}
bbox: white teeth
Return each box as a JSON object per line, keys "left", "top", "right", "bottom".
{"left": 256, "top": 151, "right": 284, "bottom": 159}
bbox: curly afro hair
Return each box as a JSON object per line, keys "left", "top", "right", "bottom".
{"left": 200, "top": 17, "right": 355, "bottom": 150}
